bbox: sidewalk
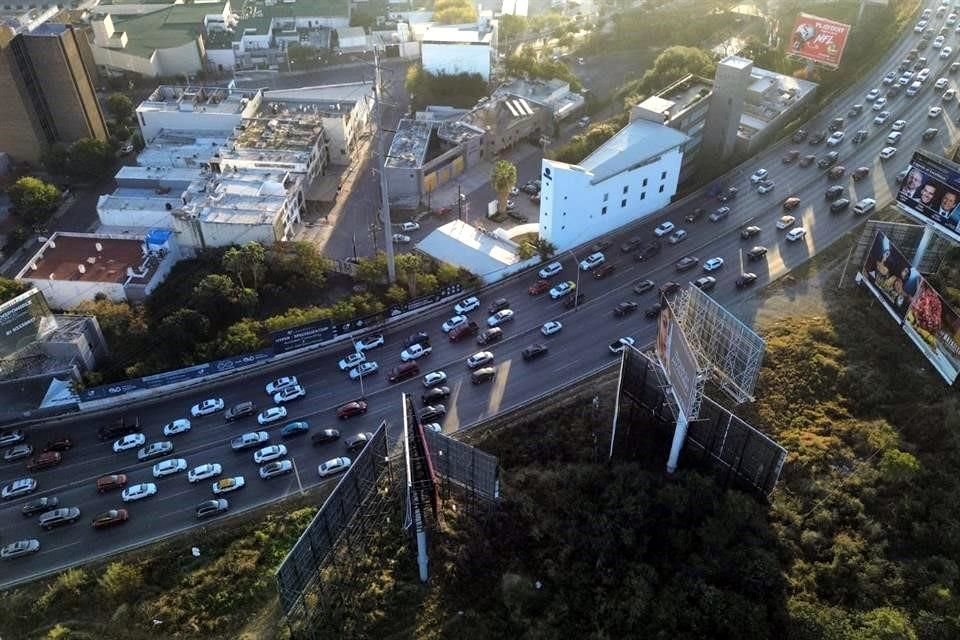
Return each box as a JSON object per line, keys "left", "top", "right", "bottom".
{"left": 430, "top": 145, "right": 543, "bottom": 209}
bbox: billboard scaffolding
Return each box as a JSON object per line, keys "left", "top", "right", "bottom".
{"left": 787, "top": 13, "right": 851, "bottom": 69}
{"left": 655, "top": 303, "right": 707, "bottom": 420}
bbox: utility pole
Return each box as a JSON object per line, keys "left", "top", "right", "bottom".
{"left": 374, "top": 47, "right": 397, "bottom": 283}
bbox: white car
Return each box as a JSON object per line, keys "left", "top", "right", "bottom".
{"left": 703, "top": 257, "right": 725, "bottom": 272}
{"left": 338, "top": 351, "right": 366, "bottom": 371}
{"left": 349, "top": 361, "right": 379, "bottom": 380}
{"left": 609, "top": 337, "right": 636, "bottom": 354}
{"left": 265, "top": 376, "right": 298, "bottom": 395}
{"left": 1, "top": 539, "right": 40, "bottom": 560}
{"left": 423, "top": 423, "right": 443, "bottom": 433}
{"left": 826, "top": 131, "right": 844, "bottom": 146}
{"left": 188, "top": 463, "right": 222, "bottom": 484}
{"left": 253, "top": 444, "right": 287, "bottom": 465}
{"left": 853, "top": 198, "right": 877, "bottom": 215}
{"left": 191, "top": 398, "right": 224, "bottom": 417}
{"left": 950, "top": 12, "right": 958, "bottom": 25}
{"left": 873, "top": 111, "right": 891, "bottom": 125}
{"left": 152, "top": 458, "right": 187, "bottom": 478}
{"left": 785, "top": 227, "right": 807, "bottom": 242}
{"left": 354, "top": 334, "right": 384, "bottom": 351}
{"left": 929, "top": 106, "right": 944, "bottom": 118}
{"left": 113, "top": 433, "right": 145, "bottom": 453}
{"left": 891, "top": 119, "right": 907, "bottom": 131}
{"left": 872, "top": 97, "right": 887, "bottom": 111}
{"left": 578, "top": 252, "right": 605, "bottom": 271}
{"left": 466, "top": 351, "right": 494, "bottom": 369}
{"left": 942, "top": 46, "right": 954, "bottom": 59}
{"left": 549, "top": 281, "right": 575, "bottom": 300}
{"left": 487, "top": 309, "right": 515, "bottom": 327}
{"left": 915, "top": 20, "right": 928, "bottom": 33}
{"left": 865, "top": 88, "right": 880, "bottom": 101}
{"left": 936, "top": 77, "right": 950, "bottom": 91}
{"left": 538, "top": 261, "right": 562, "bottom": 279}
{"left": 401, "top": 343, "right": 431, "bottom": 361}
{"left": 257, "top": 406, "right": 287, "bottom": 425}
{"left": 756, "top": 181, "right": 775, "bottom": 194}
{"left": 945, "top": 88, "right": 957, "bottom": 102}
{"left": 121, "top": 482, "right": 157, "bottom": 503}
{"left": 653, "top": 221, "right": 675, "bottom": 237}
{"left": 212, "top": 476, "right": 245, "bottom": 495}
{"left": 1, "top": 478, "right": 36, "bottom": 500}
{"left": 749, "top": 168, "right": 768, "bottom": 184}
{"left": 162, "top": 419, "right": 192, "bottom": 437}
{"left": 541, "top": 321, "right": 563, "bottom": 336}
{"left": 918, "top": 68, "right": 931, "bottom": 82}
{"left": 259, "top": 460, "right": 293, "bottom": 479}
{"left": 880, "top": 146, "right": 898, "bottom": 160}
{"left": 399, "top": 221, "right": 420, "bottom": 232}
{"left": 776, "top": 215, "right": 796, "bottom": 229}
{"left": 442, "top": 315, "right": 468, "bottom": 333}
{"left": 273, "top": 385, "right": 306, "bottom": 404}
{"left": 453, "top": 296, "right": 480, "bottom": 315}
{"left": 882, "top": 71, "right": 897, "bottom": 85}
{"left": 392, "top": 234, "right": 411, "bottom": 244}
{"left": 934, "top": 35, "right": 946, "bottom": 49}
{"left": 423, "top": 370, "right": 447, "bottom": 387}
{"left": 318, "top": 457, "right": 352, "bottom": 477}
{"left": 669, "top": 229, "right": 688, "bottom": 244}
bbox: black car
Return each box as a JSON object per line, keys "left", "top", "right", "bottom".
{"left": 97, "top": 418, "right": 139, "bottom": 442}
{"left": 676, "top": 256, "right": 699, "bottom": 272}
{"left": 852, "top": 129, "right": 868, "bottom": 144}
{"left": 886, "top": 84, "right": 901, "bottom": 98}
{"left": 420, "top": 405, "right": 447, "bottom": 422}
{"left": 521, "top": 344, "right": 549, "bottom": 361}
{"left": 634, "top": 240, "right": 661, "bottom": 262}
{"left": 746, "top": 246, "right": 768, "bottom": 261}
{"left": 590, "top": 239, "right": 612, "bottom": 253}
{"left": 488, "top": 298, "right": 510, "bottom": 314}
{"left": 645, "top": 303, "right": 663, "bottom": 319}
{"left": 718, "top": 187, "right": 739, "bottom": 203}
{"left": 225, "top": 401, "right": 255, "bottom": 422}
{"left": 402, "top": 331, "right": 430, "bottom": 349}
{"left": 43, "top": 437, "right": 73, "bottom": 453}
{"left": 422, "top": 386, "right": 450, "bottom": 405}
{"left": 280, "top": 421, "right": 310, "bottom": 438}
{"left": 792, "top": 129, "right": 808, "bottom": 142}
{"left": 620, "top": 237, "right": 643, "bottom": 253}
{"left": 660, "top": 282, "right": 680, "bottom": 297}
{"left": 736, "top": 273, "right": 758, "bottom": 288}
{"left": 564, "top": 293, "right": 586, "bottom": 309}
{"left": 799, "top": 155, "right": 816, "bottom": 168}
{"left": 694, "top": 276, "right": 716, "bottom": 291}
{"left": 809, "top": 131, "right": 826, "bottom": 145}
{"left": 817, "top": 152, "right": 839, "bottom": 168}
{"left": 345, "top": 432, "right": 374, "bottom": 452}
{"left": 684, "top": 207, "right": 705, "bottom": 223}
{"left": 740, "top": 226, "right": 761, "bottom": 240}
{"left": 22, "top": 496, "right": 58, "bottom": 517}
{"left": 196, "top": 499, "right": 229, "bottom": 519}
{"left": 830, "top": 198, "right": 851, "bottom": 213}
{"left": 633, "top": 279, "right": 655, "bottom": 295}
{"left": 825, "top": 185, "right": 844, "bottom": 200}
{"left": 311, "top": 429, "right": 341, "bottom": 446}
{"left": 613, "top": 301, "right": 639, "bottom": 317}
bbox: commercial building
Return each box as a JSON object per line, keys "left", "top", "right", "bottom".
{"left": 136, "top": 84, "right": 262, "bottom": 142}
{"left": 539, "top": 118, "right": 688, "bottom": 251}
{"left": 494, "top": 77, "right": 585, "bottom": 122}
{"left": 421, "top": 20, "right": 496, "bottom": 80}
{"left": 16, "top": 230, "right": 183, "bottom": 310}
{"left": 0, "top": 16, "right": 108, "bottom": 165}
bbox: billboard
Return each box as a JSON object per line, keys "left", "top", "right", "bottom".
{"left": 860, "top": 231, "right": 960, "bottom": 384}
{"left": 0, "top": 289, "right": 57, "bottom": 358}
{"left": 896, "top": 151, "right": 960, "bottom": 244}
{"left": 655, "top": 304, "right": 703, "bottom": 419}
{"left": 788, "top": 13, "right": 851, "bottom": 69}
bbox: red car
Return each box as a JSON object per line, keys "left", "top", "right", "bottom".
{"left": 448, "top": 321, "right": 478, "bottom": 342}
{"left": 337, "top": 400, "right": 368, "bottom": 420}
{"left": 26, "top": 451, "right": 62, "bottom": 471}
{"left": 92, "top": 509, "right": 129, "bottom": 529}
{"left": 528, "top": 279, "right": 550, "bottom": 295}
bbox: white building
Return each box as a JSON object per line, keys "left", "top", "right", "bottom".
{"left": 421, "top": 21, "right": 495, "bottom": 80}
{"left": 16, "top": 231, "right": 182, "bottom": 310}
{"left": 136, "top": 85, "right": 262, "bottom": 143}
{"left": 539, "top": 119, "right": 689, "bottom": 251}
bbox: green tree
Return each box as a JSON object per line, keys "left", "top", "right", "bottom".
{"left": 492, "top": 160, "right": 518, "bottom": 214}
{"left": 416, "top": 272, "right": 439, "bottom": 294}
{"left": 435, "top": 263, "right": 461, "bottom": 286}
{"left": 241, "top": 241, "right": 266, "bottom": 290}
{"left": 67, "top": 138, "right": 114, "bottom": 181}
{"left": 385, "top": 284, "right": 408, "bottom": 305}
{"left": 192, "top": 274, "right": 257, "bottom": 327}
{"left": 222, "top": 246, "right": 246, "bottom": 288}
{"left": 97, "top": 562, "right": 144, "bottom": 602}
{"left": 9, "top": 176, "right": 60, "bottom": 227}
{"left": 354, "top": 252, "right": 388, "bottom": 287}
{"left": 395, "top": 253, "right": 424, "bottom": 297}
{"left": 106, "top": 93, "right": 134, "bottom": 123}
{"left": 433, "top": 0, "right": 477, "bottom": 24}
{"left": 499, "top": 14, "right": 526, "bottom": 42}
{"left": 156, "top": 309, "right": 211, "bottom": 359}
{"left": 534, "top": 238, "right": 556, "bottom": 260}
{"left": 216, "top": 318, "right": 264, "bottom": 356}
{"left": 41, "top": 142, "right": 70, "bottom": 175}
{"left": 265, "top": 241, "right": 328, "bottom": 291}
{"left": 0, "top": 277, "right": 27, "bottom": 304}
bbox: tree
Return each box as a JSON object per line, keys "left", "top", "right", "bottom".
{"left": 433, "top": 0, "right": 477, "bottom": 24}
{"left": 435, "top": 263, "right": 461, "bottom": 286}
{"left": 67, "top": 138, "right": 114, "bottom": 181}
{"left": 192, "top": 274, "right": 257, "bottom": 327}
{"left": 216, "top": 318, "right": 264, "bottom": 356}
{"left": 97, "top": 562, "right": 143, "bottom": 602}
{"left": 156, "top": 309, "right": 210, "bottom": 360}
{"left": 0, "top": 277, "right": 27, "bottom": 304}
{"left": 9, "top": 177, "right": 60, "bottom": 228}
{"left": 492, "top": 160, "right": 518, "bottom": 214}
{"left": 106, "top": 93, "right": 134, "bottom": 123}
{"left": 265, "top": 241, "right": 328, "bottom": 291}
{"left": 41, "top": 143, "right": 69, "bottom": 175}
{"left": 354, "top": 252, "right": 388, "bottom": 287}
{"left": 241, "top": 241, "right": 266, "bottom": 290}
{"left": 385, "top": 284, "right": 408, "bottom": 305}
{"left": 534, "top": 238, "right": 557, "bottom": 260}
{"left": 222, "top": 246, "right": 246, "bottom": 288}
{"left": 287, "top": 44, "right": 319, "bottom": 69}
{"left": 395, "top": 253, "right": 424, "bottom": 297}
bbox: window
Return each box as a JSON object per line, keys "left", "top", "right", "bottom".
{"left": 640, "top": 192, "right": 645, "bottom": 200}
{"left": 561, "top": 225, "right": 566, "bottom": 230}
{"left": 601, "top": 206, "right": 607, "bottom": 215}
{"left": 623, "top": 186, "right": 629, "bottom": 194}
{"left": 621, "top": 199, "right": 627, "bottom": 207}
{"left": 603, "top": 193, "right": 609, "bottom": 202}
{"left": 642, "top": 178, "right": 648, "bottom": 187}
{"left": 661, "top": 171, "right": 667, "bottom": 180}
{"left": 659, "top": 185, "right": 665, "bottom": 193}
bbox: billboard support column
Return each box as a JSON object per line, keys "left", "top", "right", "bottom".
{"left": 913, "top": 226, "right": 936, "bottom": 269}
{"left": 666, "top": 412, "right": 689, "bottom": 474}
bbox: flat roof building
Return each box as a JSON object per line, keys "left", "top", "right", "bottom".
{"left": 421, "top": 20, "right": 496, "bottom": 80}
{"left": 136, "top": 84, "right": 262, "bottom": 142}
{"left": 494, "top": 77, "right": 585, "bottom": 121}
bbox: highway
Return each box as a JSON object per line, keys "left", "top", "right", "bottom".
{"left": 0, "top": 11, "right": 951, "bottom": 586}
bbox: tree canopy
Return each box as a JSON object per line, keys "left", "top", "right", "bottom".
{"left": 8, "top": 177, "right": 60, "bottom": 227}
{"left": 433, "top": 0, "right": 476, "bottom": 24}
{"left": 492, "top": 160, "right": 518, "bottom": 213}
{"left": 105, "top": 93, "right": 134, "bottom": 123}
{"left": 405, "top": 65, "right": 488, "bottom": 111}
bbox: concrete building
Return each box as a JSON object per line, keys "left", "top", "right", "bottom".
{"left": 16, "top": 231, "right": 183, "bottom": 310}
{"left": 461, "top": 95, "right": 547, "bottom": 157}
{"left": 701, "top": 55, "right": 753, "bottom": 162}
{"left": 736, "top": 64, "right": 817, "bottom": 153}
{"left": 421, "top": 20, "right": 496, "bottom": 80}
{"left": 384, "top": 117, "right": 485, "bottom": 208}
{"left": 136, "top": 84, "right": 262, "bottom": 142}
{"left": 0, "top": 16, "right": 108, "bottom": 165}
{"left": 133, "top": 130, "right": 229, "bottom": 168}
{"left": 539, "top": 119, "right": 688, "bottom": 251}
{"left": 214, "top": 114, "right": 328, "bottom": 181}
{"left": 335, "top": 26, "right": 366, "bottom": 50}
{"left": 494, "top": 77, "right": 584, "bottom": 122}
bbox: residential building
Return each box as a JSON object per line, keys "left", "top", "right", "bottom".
{"left": 0, "top": 16, "right": 108, "bottom": 165}
{"left": 133, "top": 130, "right": 229, "bottom": 168}
{"left": 494, "top": 77, "right": 584, "bottom": 122}
{"left": 16, "top": 230, "right": 183, "bottom": 310}
{"left": 136, "top": 84, "right": 262, "bottom": 142}
{"left": 384, "top": 117, "right": 485, "bottom": 208}
{"left": 421, "top": 20, "right": 496, "bottom": 80}
{"left": 229, "top": 0, "right": 350, "bottom": 70}
{"left": 539, "top": 118, "right": 688, "bottom": 251}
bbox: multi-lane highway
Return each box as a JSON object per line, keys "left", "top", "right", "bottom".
{"left": 0, "top": 10, "right": 951, "bottom": 586}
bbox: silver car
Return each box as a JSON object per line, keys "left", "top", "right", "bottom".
{"left": 1, "top": 539, "right": 39, "bottom": 560}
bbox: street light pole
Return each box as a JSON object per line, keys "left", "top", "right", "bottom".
{"left": 291, "top": 456, "right": 305, "bottom": 496}
{"left": 373, "top": 46, "right": 397, "bottom": 283}
{"left": 570, "top": 250, "right": 581, "bottom": 310}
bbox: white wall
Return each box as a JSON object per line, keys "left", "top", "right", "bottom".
{"left": 538, "top": 149, "right": 683, "bottom": 251}
{"left": 23, "top": 278, "right": 127, "bottom": 311}
{"left": 294, "top": 16, "right": 349, "bottom": 29}
{"left": 92, "top": 43, "right": 159, "bottom": 76}
{"left": 97, "top": 200, "right": 175, "bottom": 228}
{"left": 137, "top": 108, "right": 243, "bottom": 143}
{"left": 422, "top": 42, "right": 490, "bottom": 79}
{"left": 198, "top": 220, "right": 278, "bottom": 247}
{"left": 206, "top": 47, "right": 236, "bottom": 71}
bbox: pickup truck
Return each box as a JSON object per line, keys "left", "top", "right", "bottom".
{"left": 97, "top": 416, "right": 140, "bottom": 442}
{"left": 448, "top": 321, "right": 479, "bottom": 342}
{"left": 400, "top": 343, "right": 433, "bottom": 362}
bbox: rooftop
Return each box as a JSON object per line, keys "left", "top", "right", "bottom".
{"left": 385, "top": 119, "right": 433, "bottom": 168}
{"left": 222, "top": 116, "right": 324, "bottom": 165}
{"left": 234, "top": 0, "right": 349, "bottom": 27}
{"left": 416, "top": 220, "right": 523, "bottom": 277}
{"left": 739, "top": 66, "right": 817, "bottom": 137}
{"left": 139, "top": 85, "right": 259, "bottom": 116}
{"left": 636, "top": 75, "right": 713, "bottom": 123}
{"left": 136, "top": 130, "right": 228, "bottom": 167}
{"left": 181, "top": 171, "right": 300, "bottom": 226}
{"left": 0, "top": 7, "right": 59, "bottom": 34}
{"left": 262, "top": 82, "right": 374, "bottom": 109}
{"left": 104, "top": 3, "right": 227, "bottom": 58}
{"left": 495, "top": 77, "right": 571, "bottom": 105}
{"left": 722, "top": 55, "right": 753, "bottom": 70}
{"left": 579, "top": 118, "right": 689, "bottom": 182}
{"left": 19, "top": 233, "right": 160, "bottom": 285}
{"left": 422, "top": 22, "right": 493, "bottom": 44}
{"left": 114, "top": 165, "right": 203, "bottom": 187}
{"left": 97, "top": 190, "right": 183, "bottom": 214}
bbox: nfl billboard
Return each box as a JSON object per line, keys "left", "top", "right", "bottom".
{"left": 860, "top": 231, "right": 960, "bottom": 384}
{"left": 788, "top": 13, "right": 852, "bottom": 69}
{"left": 896, "top": 151, "right": 960, "bottom": 244}
{"left": 655, "top": 304, "right": 703, "bottom": 419}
